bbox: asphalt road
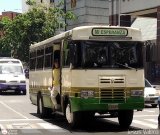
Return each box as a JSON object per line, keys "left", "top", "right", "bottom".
{"left": 0, "top": 79, "right": 159, "bottom": 135}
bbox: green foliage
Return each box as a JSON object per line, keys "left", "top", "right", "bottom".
{"left": 0, "top": 0, "right": 76, "bottom": 63}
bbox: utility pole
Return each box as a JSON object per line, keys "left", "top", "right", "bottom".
{"left": 64, "top": 0, "right": 67, "bottom": 31}
{"left": 118, "top": 0, "right": 121, "bottom": 26}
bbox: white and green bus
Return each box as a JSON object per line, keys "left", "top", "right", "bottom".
{"left": 29, "top": 25, "right": 144, "bottom": 128}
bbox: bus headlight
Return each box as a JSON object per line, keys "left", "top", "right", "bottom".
{"left": 131, "top": 90, "right": 143, "bottom": 97}
{"left": 80, "top": 90, "right": 94, "bottom": 98}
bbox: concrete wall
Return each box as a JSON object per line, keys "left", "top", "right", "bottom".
{"left": 120, "top": 0, "right": 160, "bottom": 13}
{"left": 22, "top": 0, "right": 29, "bottom": 13}
{"left": 66, "top": 0, "right": 110, "bottom": 30}
{"left": 22, "top": 0, "right": 54, "bottom": 13}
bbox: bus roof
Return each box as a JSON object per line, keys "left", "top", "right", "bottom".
{"left": 30, "top": 25, "right": 142, "bottom": 51}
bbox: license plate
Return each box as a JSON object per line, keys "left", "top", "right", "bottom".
{"left": 108, "top": 104, "right": 118, "bottom": 110}
{"left": 10, "top": 86, "right": 17, "bottom": 89}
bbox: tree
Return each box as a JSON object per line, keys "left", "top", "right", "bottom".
{"left": 0, "top": 0, "right": 76, "bottom": 63}
{"left": 0, "top": 17, "right": 12, "bottom": 57}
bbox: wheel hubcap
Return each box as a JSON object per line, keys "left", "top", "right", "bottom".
{"left": 39, "top": 98, "right": 42, "bottom": 114}
{"left": 66, "top": 104, "right": 73, "bottom": 123}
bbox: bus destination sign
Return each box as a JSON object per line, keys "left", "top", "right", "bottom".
{"left": 92, "top": 28, "right": 128, "bottom": 36}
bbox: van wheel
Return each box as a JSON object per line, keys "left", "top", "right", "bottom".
{"left": 151, "top": 104, "right": 157, "bottom": 108}
{"left": 22, "top": 90, "right": 26, "bottom": 95}
{"left": 65, "top": 103, "right": 82, "bottom": 128}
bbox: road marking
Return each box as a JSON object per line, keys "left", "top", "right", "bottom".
{"left": 144, "top": 109, "right": 155, "bottom": 113}
{"left": 37, "top": 123, "right": 63, "bottom": 130}
{"left": 0, "top": 101, "right": 29, "bottom": 119}
{"left": 0, "top": 119, "right": 51, "bottom": 122}
{"left": 0, "top": 124, "right": 8, "bottom": 134}
{"left": 133, "top": 120, "right": 157, "bottom": 129}
{"left": 134, "top": 115, "right": 158, "bottom": 117}
{"left": 0, "top": 124, "right": 6, "bottom": 130}
{"left": 145, "top": 119, "right": 158, "bottom": 123}
{"left": 11, "top": 123, "right": 32, "bottom": 129}
{"left": 0, "top": 122, "right": 66, "bottom": 134}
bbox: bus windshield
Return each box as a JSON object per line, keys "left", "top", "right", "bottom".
{"left": 81, "top": 41, "right": 143, "bottom": 69}
{"left": 0, "top": 65, "right": 23, "bottom": 74}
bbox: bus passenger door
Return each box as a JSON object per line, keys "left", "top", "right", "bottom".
{"left": 53, "top": 44, "right": 61, "bottom": 104}
{"left": 61, "top": 40, "right": 72, "bottom": 97}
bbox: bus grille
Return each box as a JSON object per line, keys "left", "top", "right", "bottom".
{"left": 100, "top": 89, "right": 126, "bottom": 103}
{"left": 99, "top": 76, "right": 125, "bottom": 87}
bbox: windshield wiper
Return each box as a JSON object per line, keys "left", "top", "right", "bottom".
{"left": 115, "top": 62, "right": 138, "bottom": 71}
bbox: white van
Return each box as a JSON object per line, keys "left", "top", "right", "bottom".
{"left": 0, "top": 57, "right": 26, "bottom": 95}
{"left": 144, "top": 79, "right": 159, "bottom": 107}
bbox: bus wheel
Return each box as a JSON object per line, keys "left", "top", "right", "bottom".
{"left": 37, "top": 95, "right": 51, "bottom": 118}
{"left": 65, "top": 103, "right": 81, "bottom": 128}
{"left": 118, "top": 110, "right": 133, "bottom": 129}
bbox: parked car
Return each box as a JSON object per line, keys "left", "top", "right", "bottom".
{"left": 144, "top": 79, "right": 159, "bottom": 108}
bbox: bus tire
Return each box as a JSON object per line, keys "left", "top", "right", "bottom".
{"left": 65, "top": 103, "right": 82, "bottom": 128}
{"left": 118, "top": 110, "right": 133, "bottom": 129}
{"left": 37, "top": 94, "right": 51, "bottom": 118}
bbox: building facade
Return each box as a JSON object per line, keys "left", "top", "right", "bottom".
{"left": 22, "top": 0, "right": 54, "bottom": 13}
{"left": 66, "top": 0, "right": 109, "bottom": 29}
{"left": 0, "top": 12, "right": 20, "bottom": 38}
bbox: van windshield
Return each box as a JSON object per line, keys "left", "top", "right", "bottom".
{"left": 145, "top": 79, "right": 152, "bottom": 87}
{"left": 0, "top": 65, "right": 23, "bottom": 74}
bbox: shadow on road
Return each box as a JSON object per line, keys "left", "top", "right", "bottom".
{"left": 30, "top": 112, "right": 142, "bottom": 133}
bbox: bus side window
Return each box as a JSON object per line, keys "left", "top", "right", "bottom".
{"left": 30, "top": 51, "right": 36, "bottom": 70}
{"left": 36, "top": 49, "right": 44, "bottom": 69}
{"left": 54, "top": 50, "right": 60, "bottom": 64}
{"left": 45, "top": 46, "right": 53, "bottom": 68}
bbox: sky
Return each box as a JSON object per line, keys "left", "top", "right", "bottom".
{"left": 0, "top": 0, "right": 22, "bottom": 14}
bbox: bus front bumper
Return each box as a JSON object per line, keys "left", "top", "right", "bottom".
{"left": 70, "top": 97, "right": 144, "bottom": 112}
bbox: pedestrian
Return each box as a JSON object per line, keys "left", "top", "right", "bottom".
{"left": 50, "top": 59, "right": 60, "bottom": 111}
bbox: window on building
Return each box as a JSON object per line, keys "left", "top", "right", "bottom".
{"left": 50, "top": 0, "right": 54, "bottom": 3}
{"left": 41, "top": 0, "right": 43, "bottom": 3}
{"left": 71, "top": 0, "right": 77, "bottom": 8}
